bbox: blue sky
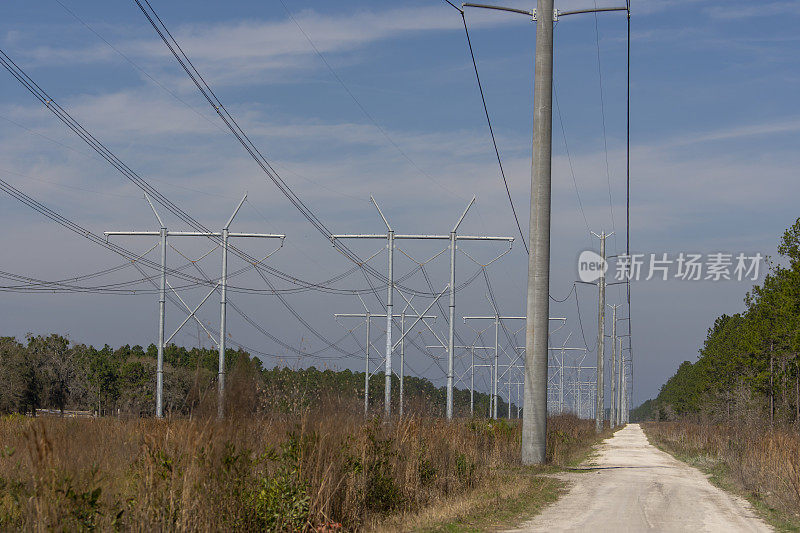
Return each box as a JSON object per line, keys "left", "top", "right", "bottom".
{"left": 2, "top": 0, "right": 800, "bottom": 408}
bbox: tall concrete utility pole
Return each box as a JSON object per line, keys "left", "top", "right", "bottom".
{"left": 624, "top": 361, "right": 628, "bottom": 423}
{"left": 107, "top": 194, "right": 284, "bottom": 418}
{"left": 592, "top": 231, "right": 611, "bottom": 432}
{"left": 619, "top": 352, "right": 626, "bottom": 423}
{"left": 622, "top": 359, "right": 630, "bottom": 424}
{"left": 461, "top": 0, "right": 629, "bottom": 462}
{"left": 523, "top": 0, "right": 555, "bottom": 465}
{"left": 608, "top": 304, "right": 620, "bottom": 427}
{"left": 614, "top": 317, "right": 631, "bottom": 423}
{"left": 333, "top": 197, "right": 512, "bottom": 419}
{"left": 617, "top": 338, "right": 625, "bottom": 424}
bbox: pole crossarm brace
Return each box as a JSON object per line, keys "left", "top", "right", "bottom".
{"left": 332, "top": 196, "right": 512, "bottom": 419}
{"left": 558, "top": 6, "right": 628, "bottom": 17}
{"left": 105, "top": 192, "right": 285, "bottom": 419}
{"left": 462, "top": 2, "right": 627, "bottom": 21}
{"left": 334, "top": 286, "right": 448, "bottom": 415}
{"left": 105, "top": 231, "right": 285, "bottom": 239}
{"left": 332, "top": 234, "right": 513, "bottom": 242}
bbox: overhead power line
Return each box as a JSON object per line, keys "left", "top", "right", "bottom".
{"left": 459, "top": 11, "right": 529, "bottom": 253}
{"left": 553, "top": 85, "right": 591, "bottom": 240}
{"left": 276, "top": 0, "right": 462, "bottom": 200}
{"left": 0, "top": 47, "right": 439, "bottom": 298}
{"left": 129, "top": 0, "right": 476, "bottom": 298}
{"left": 592, "top": 2, "right": 618, "bottom": 253}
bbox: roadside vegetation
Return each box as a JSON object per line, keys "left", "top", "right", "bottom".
{"left": 0, "top": 410, "right": 599, "bottom": 531}
{"left": 644, "top": 422, "right": 800, "bottom": 531}
{"left": 0, "top": 332, "right": 606, "bottom": 530}
{"left": 634, "top": 219, "right": 800, "bottom": 530}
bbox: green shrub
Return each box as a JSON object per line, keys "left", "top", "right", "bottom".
{"left": 250, "top": 434, "right": 310, "bottom": 532}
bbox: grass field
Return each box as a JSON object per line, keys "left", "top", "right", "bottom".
{"left": 0, "top": 411, "right": 600, "bottom": 531}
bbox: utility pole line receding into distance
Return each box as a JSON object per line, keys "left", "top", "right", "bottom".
{"left": 462, "top": 0, "right": 630, "bottom": 464}
{"left": 609, "top": 303, "right": 620, "bottom": 427}
{"left": 332, "top": 197, "right": 512, "bottom": 419}
{"left": 593, "top": 231, "right": 611, "bottom": 432}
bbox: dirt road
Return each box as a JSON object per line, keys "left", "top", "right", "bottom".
{"left": 510, "top": 424, "right": 771, "bottom": 532}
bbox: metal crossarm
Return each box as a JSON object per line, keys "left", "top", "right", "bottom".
{"left": 331, "top": 196, "right": 512, "bottom": 419}
{"left": 105, "top": 193, "right": 285, "bottom": 418}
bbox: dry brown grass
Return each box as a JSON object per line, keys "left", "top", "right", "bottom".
{"left": 372, "top": 471, "right": 561, "bottom": 532}
{"left": 644, "top": 421, "right": 800, "bottom": 523}
{"left": 0, "top": 411, "right": 596, "bottom": 531}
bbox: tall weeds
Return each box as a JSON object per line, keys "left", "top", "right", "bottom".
{"left": 644, "top": 421, "right": 800, "bottom": 519}
{"left": 0, "top": 411, "right": 594, "bottom": 531}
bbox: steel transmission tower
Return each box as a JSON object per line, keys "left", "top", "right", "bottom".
{"left": 333, "top": 197, "right": 513, "bottom": 418}
{"left": 463, "top": 314, "right": 525, "bottom": 419}
{"left": 334, "top": 308, "right": 436, "bottom": 416}
{"left": 106, "top": 194, "right": 284, "bottom": 418}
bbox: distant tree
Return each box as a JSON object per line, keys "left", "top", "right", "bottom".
{"left": 27, "top": 334, "right": 74, "bottom": 413}
{"left": 651, "top": 218, "right": 800, "bottom": 425}
{"left": 0, "top": 337, "right": 24, "bottom": 414}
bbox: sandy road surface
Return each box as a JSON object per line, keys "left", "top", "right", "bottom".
{"left": 509, "top": 424, "right": 771, "bottom": 533}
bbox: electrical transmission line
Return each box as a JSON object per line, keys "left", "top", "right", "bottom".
{"left": 131, "top": 0, "right": 509, "bottom": 303}
{"left": 457, "top": 6, "right": 528, "bottom": 253}
{"left": 276, "top": 0, "right": 463, "bottom": 201}
{"left": 0, "top": 48, "right": 446, "bottom": 299}
{"left": 0, "top": 176, "right": 390, "bottom": 364}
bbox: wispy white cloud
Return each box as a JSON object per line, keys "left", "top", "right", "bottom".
{"left": 628, "top": 0, "right": 706, "bottom": 17}
{"left": 662, "top": 118, "right": 800, "bottom": 146}
{"left": 5, "top": 84, "right": 798, "bottom": 263}
{"left": 14, "top": 5, "right": 530, "bottom": 86}
{"left": 705, "top": 1, "right": 800, "bottom": 20}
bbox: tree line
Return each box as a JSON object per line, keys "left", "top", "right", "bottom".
{"left": 633, "top": 219, "right": 800, "bottom": 426}
{"left": 0, "top": 335, "right": 514, "bottom": 418}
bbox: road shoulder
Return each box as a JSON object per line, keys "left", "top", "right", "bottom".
{"left": 642, "top": 423, "right": 800, "bottom": 533}
{"left": 507, "top": 424, "right": 772, "bottom": 533}
{"left": 372, "top": 424, "right": 612, "bottom": 532}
